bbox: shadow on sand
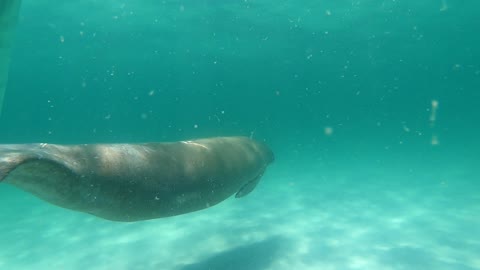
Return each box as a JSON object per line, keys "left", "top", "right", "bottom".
{"left": 177, "top": 236, "right": 287, "bottom": 270}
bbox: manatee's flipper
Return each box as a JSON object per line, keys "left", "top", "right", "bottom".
{"left": 235, "top": 169, "right": 265, "bottom": 198}
{"left": 0, "top": 0, "right": 22, "bottom": 115}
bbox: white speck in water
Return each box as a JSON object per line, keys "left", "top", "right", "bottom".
{"left": 324, "top": 127, "right": 333, "bottom": 136}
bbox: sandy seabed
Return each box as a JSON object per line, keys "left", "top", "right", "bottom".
{"left": 1, "top": 161, "right": 479, "bottom": 270}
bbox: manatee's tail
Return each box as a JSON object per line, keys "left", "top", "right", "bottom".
{"left": 0, "top": 0, "right": 22, "bottom": 116}
{"left": 0, "top": 151, "right": 33, "bottom": 182}
{"left": 0, "top": 144, "right": 42, "bottom": 183}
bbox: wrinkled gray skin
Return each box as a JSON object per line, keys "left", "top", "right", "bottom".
{"left": 0, "top": 137, "right": 274, "bottom": 222}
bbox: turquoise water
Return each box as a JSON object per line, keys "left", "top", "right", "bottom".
{"left": 1, "top": 0, "right": 479, "bottom": 269}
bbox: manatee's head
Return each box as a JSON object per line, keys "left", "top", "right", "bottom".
{"left": 235, "top": 139, "right": 274, "bottom": 198}
{"left": 262, "top": 143, "right": 275, "bottom": 165}
{"left": 252, "top": 138, "right": 275, "bottom": 165}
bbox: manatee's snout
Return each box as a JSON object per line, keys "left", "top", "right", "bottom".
{"left": 258, "top": 141, "right": 275, "bottom": 164}
{"left": 234, "top": 139, "right": 274, "bottom": 199}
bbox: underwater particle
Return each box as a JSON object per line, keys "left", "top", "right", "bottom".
{"left": 431, "top": 134, "right": 439, "bottom": 145}
{"left": 430, "top": 99, "right": 439, "bottom": 126}
{"left": 141, "top": 113, "right": 148, "bottom": 119}
{"left": 60, "top": 35, "right": 65, "bottom": 43}
{"left": 440, "top": 0, "right": 448, "bottom": 11}
{"left": 403, "top": 125, "right": 410, "bottom": 132}
{"left": 194, "top": 124, "right": 198, "bottom": 129}
{"left": 104, "top": 114, "right": 111, "bottom": 120}
{"left": 325, "top": 10, "right": 331, "bottom": 16}
{"left": 324, "top": 126, "right": 333, "bottom": 136}
{"left": 148, "top": 90, "right": 155, "bottom": 96}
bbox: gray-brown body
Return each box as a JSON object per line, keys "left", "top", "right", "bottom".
{"left": 0, "top": 136, "right": 274, "bottom": 222}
